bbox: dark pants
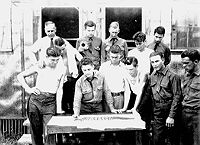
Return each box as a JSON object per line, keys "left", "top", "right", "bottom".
{"left": 80, "top": 102, "right": 103, "bottom": 114}
{"left": 180, "top": 108, "right": 200, "bottom": 145}
{"left": 27, "top": 93, "right": 56, "bottom": 145}
{"left": 152, "top": 101, "right": 178, "bottom": 145}
{"left": 62, "top": 76, "right": 77, "bottom": 114}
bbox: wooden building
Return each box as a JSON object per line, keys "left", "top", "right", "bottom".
{"left": 0, "top": 0, "right": 200, "bottom": 138}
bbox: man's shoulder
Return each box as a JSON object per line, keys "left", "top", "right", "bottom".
{"left": 147, "top": 42, "right": 154, "bottom": 49}
{"left": 160, "top": 42, "right": 170, "bottom": 49}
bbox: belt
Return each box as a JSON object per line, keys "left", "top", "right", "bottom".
{"left": 111, "top": 92, "right": 124, "bottom": 96}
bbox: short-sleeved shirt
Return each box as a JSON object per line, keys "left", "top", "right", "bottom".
{"left": 32, "top": 36, "right": 60, "bottom": 61}
{"left": 181, "top": 69, "right": 200, "bottom": 110}
{"left": 99, "top": 61, "right": 128, "bottom": 93}
{"left": 76, "top": 36, "right": 103, "bottom": 70}
{"left": 102, "top": 36, "right": 128, "bottom": 63}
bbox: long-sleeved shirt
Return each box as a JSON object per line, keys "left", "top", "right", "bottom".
{"left": 181, "top": 69, "right": 200, "bottom": 110}
{"left": 76, "top": 36, "right": 103, "bottom": 70}
{"left": 148, "top": 41, "right": 171, "bottom": 66}
{"left": 102, "top": 36, "right": 128, "bottom": 63}
{"left": 150, "top": 66, "right": 182, "bottom": 118}
{"left": 73, "top": 70, "right": 114, "bottom": 115}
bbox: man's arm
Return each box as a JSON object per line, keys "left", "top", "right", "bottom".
{"left": 103, "top": 77, "right": 117, "bottom": 113}
{"left": 73, "top": 80, "right": 83, "bottom": 117}
{"left": 17, "top": 65, "right": 39, "bottom": 95}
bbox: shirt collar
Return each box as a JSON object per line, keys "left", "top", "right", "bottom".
{"left": 82, "top": 70, "right": 99, "bottom": 81}
{"left": 152, "top": 66, "right": 168, "bottom": 76}
{"left": 108, "top": 36, "right": 119, "bottom": 41}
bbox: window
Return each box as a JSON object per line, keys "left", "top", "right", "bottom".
{"left": 105, "top": 7, "right": 142, "bottom": 47}
{"left": 42, "top": 7, "right": 79, "bottom": 47}
{"left": 171, "top": 3, "right": 200, "bottom": 49}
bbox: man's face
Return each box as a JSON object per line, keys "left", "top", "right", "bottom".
{"left": 150, "top": 55, "right": 164, "bottom": 71}
{"left": 46, "top": 56, "right": 60, "bottom": 68}
{"left": 135, "top": 41, "right": 145, "bottom": 52}
{"left": 154, "top": 32, "right": 164, "bottom": 43}
{"left": 109, "top": 27, "right": 119, "bottom": 38}
{"left": 45, "top": 24, "right": 56, "bottom": 38}
{"left": 81, "top": 64, "right": 94, "bottom": 78}
{"left": 85, "top": 26, "right": 95, "bottom": 38}
{"left": 109, "top": 52, "right": 121, "bottom": 65}
{"left": 181, "top": 57, "right": 196, "bottom": 74}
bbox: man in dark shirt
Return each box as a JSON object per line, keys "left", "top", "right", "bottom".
{"left": 148, "top": 26, "right": 171, "bottom": 66}
{"left": 138, "top": 51, "right": 182, "bottom": 145}
{"left": 180, "top": 49, "right": 200, "bottom": 145}
{"left": 76, "top": 20, "right": 103, "bottom": 70}
{"left": 102, "top": 21, "right": 128, "bottom": 63}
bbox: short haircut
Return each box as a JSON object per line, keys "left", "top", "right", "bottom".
{"left": 109, "top": 45, "right": 121, "bottom": 54}
{"left": 124, "top": 56, "right": 138, "bottom": 67}
{"left": 46, "top": 45, "right": 61, "bottom": 57}
{"left": 54, "top": 37, "right": 65, "bottom": 47}
{"left": 132, "top": 31, "right": 146, "bottom": 42}
{"left": 45, "top": 21, "right": 56, "bottom": 28}
{"left": 181, "top": 49, "right": 200, "bottom": 62}
{"left": 80, "top": 57, "right": 94, "bottom": 68}
{"left": 154, "top": 26, "right": 165, "bottom": 35}
{"left": 84, "top": 20, "right": 96, "bottom": 29}
{"left": 109, "top": 21, "right": 119, "bottom": 29}
{"left": 149, "top": 51, "right": 164, "bottom": 59}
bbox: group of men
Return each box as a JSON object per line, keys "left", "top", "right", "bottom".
{"left": 17, "top": 19, "right": 200, "bottom": 145}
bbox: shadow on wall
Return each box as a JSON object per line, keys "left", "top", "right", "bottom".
{"left": 0, "top": 44, "right": 34, "bottom": 117}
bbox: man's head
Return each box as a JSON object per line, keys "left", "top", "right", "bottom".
{"left": 109, "top": 45, "right": 121, "bottom": 65}
{"left": 80, "top": 57, "right": 95, "bottom": 78}
{"left": 181, "top": 49, "right": 200, "bottom": 74}
{"left": 125, "top": 56, "right": 138, "bottom": 75}
{"left": 54, "top": 37, "right": 65, "bottom": 53}
{"left": 44, "top": 21, "right": 56, "bottom": 39}
{"left": 109, "top": 21, "right": 120, "bottom": 38}
{"left": 84, "top": 20, "right": 96, "bottom": 38}
{"left": 149, "top": 51, "right": 165, "bottom": 71}
{"left": 154, "top": 26, "right": 165, "bottom": 44}
{"left": 45, "top": 45, "right": 61, "bottom": 68}
{"left": 132, "top": 31, "right": 146, "bottom": 51}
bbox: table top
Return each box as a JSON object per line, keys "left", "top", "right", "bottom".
{"left": 47, "top": 113, "right": 145, "bottom": 134}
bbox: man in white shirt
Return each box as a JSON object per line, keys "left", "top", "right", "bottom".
{"left": 30, "top": 21, "right": 60, "bottom": 64}
{"left": 128, "top": 31, "right": 153, "bottom": 82}
{"left": 99, "top": 45, "right": 131, "bottom": 113}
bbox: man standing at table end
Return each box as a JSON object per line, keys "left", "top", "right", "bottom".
{"left": 180, "top": 49, "right": 200, "bottom": 145}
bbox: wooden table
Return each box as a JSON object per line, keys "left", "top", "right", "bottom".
{"left": 46, "top": 113, "right": 145, "bottom": 145}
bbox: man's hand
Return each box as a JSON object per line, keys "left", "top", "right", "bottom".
{"left": 117, "top": 108, "right": 126, "bottom": 114}
{"left": 110, "top": 109, "right": 118, "bottom": 114}
{"left": 26, "top": 87, "right": 40, "bottom": 95}
{"left": 72, "top": 114, "right": 80, "bottom": 120}
{"left": 166, "top": 117, "right": 174, "bottom": 128}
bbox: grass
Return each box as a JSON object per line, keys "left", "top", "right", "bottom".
{"left": 0, "top": 134, "right": 22, "bottom": 145}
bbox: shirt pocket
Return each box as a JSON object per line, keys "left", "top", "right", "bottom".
{"left": 160, "top": 78, "right": 172, "bottom": 99}
{"left": 82, "top": 88, "right": 93, "bottom": 101}
{"left": 95, "top": 86, "right": 103, "bottom": 99}
{"left": 189, "top": 82, "right": 200, "bottom": 96}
